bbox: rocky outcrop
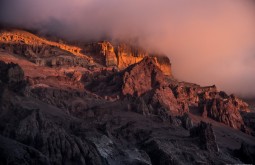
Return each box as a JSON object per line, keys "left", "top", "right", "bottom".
{"left": 169, "top": 82, "right": 252, "bottom": 131}
{"left": 122, "top": 57, "right": 165, "bottom": 96}
{"left": 152, "top": 56, "right": 172, "bottom": 76}
{"left": 190, "top": 122, "right": 219, "bottom": 152}
{"left": 99, "top": 41, "right": 118, "bottom": 66}
{"left": 141, "top": 139, "right": 181, "bottom": 165}
{"left": 83, "top": 41, "right": 118, "bottom": 67}
{"left": 115, "top": 44, "right": 172, "bottom": 76}
{"left": 115, "top": 43, "right": 147, "bottom": 70}
{"left": 235, "top": 142, "right": 255, "bottom": 164}
{"left": 172, "top": 85, "right": 199, "bottom": 105}
{"left": 199, "top": 96, "right": 246, "bottom": 129}
{"left": 0, "top": 30, "right": 90, "bottom": 58}
{"left": 120, "top": 57, "right": 185, "bottom": 115}
{"left": 146, "top": 87, "right": 181, "bottom": 115}
{"left": 179, "top": 113, "right": 193, "bottom": 130}
{"left": 0, "top": 104, "right": 103, "bottom": 165}
{"left": 0, "top": 135, "right": 50, "bottom": 165}
{"left": 83, "top": 41, "right": 172, "bottom": 75}
{"left": 242, "top": 112, "right": 255, "bottom": 135}
{"left": 0, "top": 30, "right": 93, "bottom": 68}
{"left": 0, "top": 61, "right": 26, "bottom": 92}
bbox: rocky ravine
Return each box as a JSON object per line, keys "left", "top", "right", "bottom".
{"left": 0, "top": 29, "right": 255, "bottom": 165}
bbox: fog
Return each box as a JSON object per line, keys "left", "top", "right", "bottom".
{"left": 1, "top": 0, "right": 255, "bottom": 97}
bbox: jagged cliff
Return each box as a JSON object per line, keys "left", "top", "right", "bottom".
{"left": 0, "top": 30, "right": 172, "bottom": 76}
{"left": 83, "top": 41, "right": 172, "bottom": 76}
{"left": 0, "top": 30, "right": 95, "bottom": 68}
{"left": 0, "top": 30, "right": 90, "bottom": 59}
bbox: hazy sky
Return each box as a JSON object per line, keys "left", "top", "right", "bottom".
{"left": 1, "top": 0, "right": 255, "bottom": 97}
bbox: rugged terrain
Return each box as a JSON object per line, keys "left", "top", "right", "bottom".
{"left": 0, "top": 29, "right": 254, "bottom": 165}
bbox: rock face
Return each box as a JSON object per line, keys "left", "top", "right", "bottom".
{"left": 153, "top": 56, "right": 172, "bottom": 76}
{"left": 83, "top": 41, "right": 118, "bottom": 67}
{"left": 170, "top": 82, "right": 250, "bottom": 131}
{"left": 115, "top": 43, "right": 172, "bottom": 76}
{"left": 122, "top": 57, "right": 164, "bottom": 96}
{"left": 179, "top": 113, "right": 193, "bottom": 130}
{"left": 190, "top": 122, "right": 219, "bottom": 152}
{"left": 0, "top": 30, "right": 93, "bottom": 68}
{"left": 235, "top": 142, "right": 255, "bottom": 164}
{"left": 203, "top": 98, "right": 244, "bottom": 129}
{"left": 86, "top": 56, "right": 252, "bottom": 124}
{"left": 0, "top": 30, "right": 87, "bottom": 58}
{"left": 199, "top": 94, "right": 249, "bottom": 129}
{"left": 0, "top": 135, "right": 50, "bottom": 165}
{"left": 0, "top": 61, "right": 26, "bottom": 91}
{"left": 115, "top": 43, "right": 147, "bottom": 70}
{"left": 119, "top": 58, "right": 188, "bottom": 115}
{"left": 83, "top": 41, "right": 172, "bottom": 75}
{"left": 242, "top": 112, "right": 255, "bottom": 135}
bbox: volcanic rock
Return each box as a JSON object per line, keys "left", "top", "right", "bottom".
{"left": 0, "top": 30, "right": 93, "bottom": 68}
{"left": 190, "top": 121, "right": 219, "bottom": 152}
{"left": 0, "top": 135, "right": 50, "bottom": 165}
{"left": 0, "top": 61, "right": 26, "bottom": 92}
{"left": 147, "top": 86, "right": 180, "bottom": 115}
{"left": 83, "top": 41, "right": 172, "bottom": 75}
{"left": 0, "top": 29, "right": 255, "bottom": 165}
{"left": 83, "top": 41, "right": 118, "bottom": 67}
{"left": 122, "top": 57, "right": 165, "bottom": 96}
{"left": 179, "top": 113, "right": 193, "bottom": 130}
{"left": 201, "top": 98, "right": 244, "bottom": 129}
{"left": 235, "top": 142, "right": 255, "bottom": 164}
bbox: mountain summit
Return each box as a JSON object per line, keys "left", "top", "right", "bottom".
{"left": 0, "top": 29, "right": 254, "bottom": 165}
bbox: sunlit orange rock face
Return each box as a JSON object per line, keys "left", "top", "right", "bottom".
{"left": 115, "top": 43, "right": 172, "bottom": 76}
{"left": 0, "top": 29, "right": 93, "bottom": 61}
{"left": 97, "top": 41, "right": 118, "bottom": 66}
{"left": 153, "top": 56, "right": 172, "bottom": 76}
{"left": 115, "top": 43, "right": 146, "bottom": 70}
{"left": 0, "top": 30, "right": 172, "bottom": 76}
{"left": 84, "top": 41, "right": 172, "bottom": 76}
{"left": 0, "top": 30, "right": 95, "bottom": 69}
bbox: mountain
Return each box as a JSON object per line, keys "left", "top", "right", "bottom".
{"left": 0, "top": 29, "right": 172, "bottom": 75}
{"left": 0, "top": 29, "right": 254, "bottom": 165}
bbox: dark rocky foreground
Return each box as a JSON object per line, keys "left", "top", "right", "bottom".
{"left": 0, "top": 30, "right": 255, "bottom": 165}
{"left": 0, "top": 59, "right": 254, "bottom": 165}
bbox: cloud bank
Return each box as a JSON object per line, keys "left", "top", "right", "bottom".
{"left": 1, "top": 0, "right": 255, "bottom": 97}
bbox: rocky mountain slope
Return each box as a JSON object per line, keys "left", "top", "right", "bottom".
{"left": 0, "top": 29, "right": 255, "bottom": 165}
{"left": 82, "top": 41, "right": 172, "bottom": 76}
{"left": 0, "top": 30, "right": 172, "bottom": 75}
